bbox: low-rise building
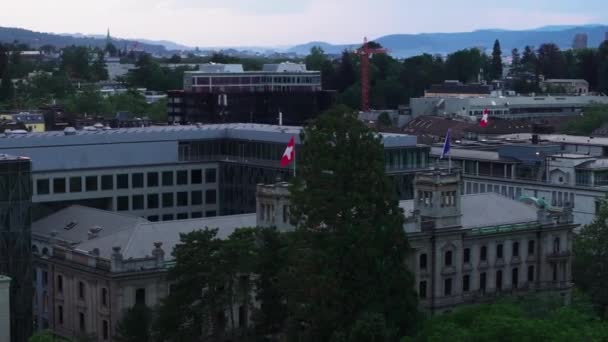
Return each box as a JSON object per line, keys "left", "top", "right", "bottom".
{"left": 541, "top": 79, "right": 589, "bottom": 95}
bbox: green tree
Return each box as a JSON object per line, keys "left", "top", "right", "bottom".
{"left": 336, "top": 50, "right": 357, "bottom": 92}
{"left": 521, "top": 45, "right": 538, "bottom": 75}
{"left": 537, "top": 43, "right": 564, "bottom": 79}
{"left": 305, "top": 46, "right": 327, "bottom": 71}
{"left": 61, "top": 46, "right": 92, "bottom": 80}
{"left": 445, "top": 48, "right": 485, "bottom": 83}
{"left": 115, "top": 305, "right": 154, "bottom": 342}
{"left": 574, "top": 196, "right": 608, "bottom": 318}
{"left": 90, "top": 51, "right": 109, "bottom": 82}
{"left": 564, "top": 105, "right": 608, "bottom": 135}
{"left": 285, "top": 105, "right": 419, "bottom": 341}
{"left": 491, "top": 39, "right": 503, "bottom": 80}
{"left": 377, "top": 111, "right": 392, "bottom": 126}
{"left": 29, "top": 330, "right": 71, "bottom": 342}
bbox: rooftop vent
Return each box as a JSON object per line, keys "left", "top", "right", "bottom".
{"left": 64, "top": 221, "right": 77, "bottom": 230}
{"left": 64, "top": 127, "right": 77, "bottom": 135}
{"left": 83, "top": 126, "right": 97, "bottom": 131}
{"left": 93, "top": 123, "right": 104, "bottom": 129}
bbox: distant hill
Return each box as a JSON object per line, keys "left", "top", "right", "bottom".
{"left": 0, "top": 26, "right": 170, "bottom": 55}
{"left": 288, "top": 25, "right": 608, "bottom": 57}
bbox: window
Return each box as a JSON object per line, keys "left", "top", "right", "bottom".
{"left": 162, "top": 171, "right": 174, "bottom": 186}
{"left": 132, "top": 195, "right": 144, "bottom": 210}
{"left": 206, "top": 190, "right": 217, "bottom": 204}
{"left": 206, "top": 210, "right": 217, "bottom": 217}
{"left": 480, "top": 246, "right": 487, "bottom": 261}
{"left": 102, "top": 320, "right": 109, "bottom": 340}
{"left": 191, "top": 169, "right": 202, "bottom": 184}
{"left": 497, "top": 244, "right": 503, "bottom": 259}
{"left": 463, "top": 248, "right": 470, "bottom": 264}
{"left": 419, "top": 281, "right": 427, "bottom": 298}
{"left": 177, "top": 170, "right": 188, "bottom": 185}
{"left": 496, "top": 270, "right": 503, "bottom": 290}
{"left": 135, "top": 288, "right": 146, "bottom": 306}
{"left": 147, "top": 194, "right": 159, "bottom": 209}
{"left": 419, "top": 253, "right": 427, "bottom": 270}
{"left": 53, "top": 178, "right": 66, "bottom": 193}
{"left": 79, "top": 312, "right": 85, "bottom": 332}
{"left": 101, "top": 175, "right": 113, "bottom": 190}
{"left": 117, "top": 174, "right": 129, "bottom": 189}
{"left": 283, "top": 205, "right": 289, "bottom": 223}
{"left": 43, "top": 271, "right": 48, "bottom": 286}
{"left": 191, "top": 212, "right": 203, "bottom": 218}
{"left": 162, "top": 214, "right": 174, "bottom": 221}
{"left": 552, "top": 264, "right": 558, "bottom": 281}
{"left": 70, "top": 177, "right": 82, "bottom": 192}
{"left": 528, "top": 240, "right": 535, "bottom": 255}
{"left": 553, "top": 237, "right": 560, "bottom": 253}
{"left": 528, "top": 265, "right": 535, "bottom": 282}
{"left": 117, "top": 196, "right": 129, "bottom": 211}
{"left": 177, "top": 213, "right": 188, "bottom": 220}
{"left": 57, "top": 275, "right": 63, "bottom": 293}
{"left": 191, "top": 191, "right": 203, "bottom": 205}
{"left": 162, "top": 193, "right": 174, "bottom": 208}
{"left": 37, "top": 179, "right": 50, "bottom": 195}
{"left": 512, "top": 242, "right": 520, "bottom": 257}
{"left": 444, "top": 278, "right": 452, "bottom": 296}
{"left": 480, "top": 272, "right": 487, "bottom": 292}
{"left": 205, "top": 168, "right": 217, "bottom": 183}
{"left": 463, "top": 275, "right": 470, "bottom": 292}
{"left": 512, "top": 268, "right": 519, "bottom": 288}
{"left": 177, "top": 192, "right": 188, "bottom": 207}
{"left": 58, "top": 305, "right": 63, "bottom": 325}
{"left": 148, "top": 215, "right": 159, "bottom": 222}
{"left": 101, "top": 288, "right": 108, "bottom": 307}
{"left": 132, "top": 173, "right": 144, "bottom": 188}
{"left": 238, "top": 305, "right": 247, "bottom": 328}
{"left": 78, "top": 281, "right": 85, "bottom": 299}
{"left": 444, "top": 250, "right": 453, "bottom": 266}
{"left": 85, "top": 176, "right": 98, "bottom": 191}
{"left": 147, "top": 172, "right": 159, "bottom": 187}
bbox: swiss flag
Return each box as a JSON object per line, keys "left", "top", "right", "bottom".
{"left": 280, "top": 136, "right": 295, "bottom": 167}
{"left": 480, "top": 108, "right": 489, "bottom": 127}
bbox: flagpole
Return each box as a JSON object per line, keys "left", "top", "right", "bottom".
{"left": 294, "top": 146, "right": 297, "bottom": 178}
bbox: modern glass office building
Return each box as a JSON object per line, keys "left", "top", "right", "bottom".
{"left": 0, "top": 154, "right": 33, "bottom": 342}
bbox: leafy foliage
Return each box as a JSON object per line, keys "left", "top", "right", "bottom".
{"left": 564, "top": 105, "right": 608, "bottom": 135}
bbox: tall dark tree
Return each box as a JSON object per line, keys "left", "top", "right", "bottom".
{"left": 445, "top": 48, "right": 485, "bottom": 83}
{"left": 491, "top": 39, "right": 503, "bottom": 80}
{"left": 61, "top": 45, "right": 92, "bottom": 80}
{"left": 305, "top": 46, "right": 327, "bottom": 71}
{"left": 90, "top": 51, "right": 109, "bottom": 82}
{"left": 598, "top": 41, "right": 608, "bottom": 94}
{"left": 576, "top": 48, "right": 599, "bottom": 90}
{"left": 114, "top": 305, "right": 154, "bottom": 342}
{"left": 521, "top": 45, "right": 538, "bottom": 74}
{"left": 336, "top": 50, "right": 357, "bottom": 92}
{"left": 537, "top": 43, "right": 565, "bottom": 79}
{"left": 511, "top": 48, "right": 521, "bottom": 68}
{"left": 286, "top": 105, "right": 419, "bottom": 341}
{"left": 574, "top": 197, "right": 608, "bottom": 318}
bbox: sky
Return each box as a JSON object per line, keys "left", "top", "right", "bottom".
{"left": 0, "top": 0, "right": 606, "bottom": 47}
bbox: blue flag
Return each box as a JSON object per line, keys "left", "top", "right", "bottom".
{"left": 441, "top": 129, "right": 451, "bottom": 159}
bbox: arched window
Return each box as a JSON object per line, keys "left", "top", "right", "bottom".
{"left": 41, "top": 247, "right": 49, "bottom": 256}
{"left": 553, "top": 237, "right": 560, "bottom": 253}
{"left": 32, "top": 245, "right": 39, "bottom": 254}
{"left": 444, "top": 250, "right": 453, "bottom": 266}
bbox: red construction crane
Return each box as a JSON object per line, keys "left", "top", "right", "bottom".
{"left": 357, "top": 37, "right": 387, "bottom": 112}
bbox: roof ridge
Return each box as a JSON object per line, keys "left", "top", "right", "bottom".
{"left": 122, "top": 222, "right": 144, "bottom": 257}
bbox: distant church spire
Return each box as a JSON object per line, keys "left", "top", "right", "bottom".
{"left": 106, "top": 28, "right": 111, "bottom": 43}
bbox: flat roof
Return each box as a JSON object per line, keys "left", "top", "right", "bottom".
{"left": 430, "top": 147, "right": 507, "bottom": 162}
{"left": 498, "top": 133, "right": 608, "bottom": 147}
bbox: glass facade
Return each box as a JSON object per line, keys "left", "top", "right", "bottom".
{"left": 0, "top": 157, "right": 33, "bottom": 342}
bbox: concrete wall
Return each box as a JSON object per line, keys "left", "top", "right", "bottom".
{"left": 0, "top": 275, "right": 10, "bottom": 342}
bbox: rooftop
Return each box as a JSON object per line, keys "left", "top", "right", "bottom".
{"left": 430, "top": 147, "right": 507, "bottom": 162}
{"left": 498, "top": 133, "right": 608, "bottom": 147}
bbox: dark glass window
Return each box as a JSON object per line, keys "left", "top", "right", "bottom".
{"left": 191, "top": 169, "right": 202, "bottom": 184}
{"left": 79, "top": 312, "right": 85, "bottom": 332}
{"left": 58, "top": 306, "right": 63, "bottom": 325}
{"left": 480, "top": 272, "right": 487, "bottom": 291}
{"left": 53, "top": 178, "right": 66, "bottom": 193}
{"left": 496, "top": 270, "right": 503, "bottom": 290}
{"left": 512, "top": 242, "right": 519, "bottom": 257}
{"left": 419, "top": 253, "right": 427, "bottom": 269}
{"left": 57, "top": 275, "right": 63, "bottom": 293}
{"left": 206, "top": 189, "right": 217, "bottom": 204}
{"left": 497, "top": 244, "right": 503, "bottom": 259}
{"left": 528, "top": 240, "right": 535, "bottom": 255}
{"left": 205, "top": 168, "right": 217, "bottom": 183}
{"left": 135, "top": 288, "right": 146, "bottom": 306}
{"left": 117, "top": 174, "right": 129, "bottom": 189}
{"left": 480, "top": 246, "right": 487, "bottom": 261}
{"left": 191, "top": 211, "right": 203, "bottom": 218}
{"left": 101, "top": 288, "right": 108, "bottom": 306}
{"left": 512, "top": 268, "right": 519, "bottom": 288}
{"left": 101, "top": 175, "right": 113, "bottom": 190}
{"left": 78, "top": 281, "right": 85, "bottom": 299}
{"left": 162, "top": 171, "right": 174, "bottom": 186}
{"left": 132, "top": 173, "right": 144, "bottom": 188}
{"left": 419, "top": 281, "right": 427, "bottom": 298}
{"left": 85, "top": 176, "right": 98, "bottom": 192}
{"left": 444, "top": 278, "right": 452, "bottom": 296}
{"left": 37, "top": 179, "right": 50, "bottom": 195}
{"left": 445, "top": 250, "right": 453, "bottom": 266}
{"left": 132, "top": 195, "right": 144, "bottom": 210}
{"left": 148, "top": 215, "right": 159, "bottom": 222}
{"left": 191, "top": 191, "right": 203, "bottom": 205}
{"left": 147, "top": 172, "right": 159, "bottom": 187}
{"left": 162, "top": 214, "right": 174, "bottom": 221}
{"left": 177, "top": 192, "right": 188, "bottom": 207}
{"left": 528, "top": 265, "right": 535, "bottom": 282}
{"left": 463, "top": 275, "right": 470, "bottom": 292}
{"left": 162, "top": 193, "right": 174, "bottom": 207}
{"left": 464, "top": 248, "right": 471, "bottom": 263}
{"left": 117, "top": 196, "right": 129, "bottom": 211}
{"left": 177, "top": 170, "right": 188, "bottom": 185}
{"left": 206, "top": 210, "right": 217, "bottom": 217}
{"left": 69, "top": 177, "right": 82, "bottom": 192}
{"left": 103, "top": 320, "right": 109, "bottom": 340}
{"left": 147, "top": 194, "right": 159, "bottom": 209}
{"left": 177, "top": 213, "right": 188, "bottom": 220}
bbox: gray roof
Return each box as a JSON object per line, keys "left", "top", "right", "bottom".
{"left": 0, "top": 153, "right": 28, "bottom": 161}
{"left": 498, "top": 133, "right": 608, "bottom": 147}
{"left": 400, "top": 193, "right": 538, "bottom": 229}
{"left": 0, "top": 124, "right": 418, "bottom": 172}
{"left": 576, "top": 159, "right": 608, "bottom": 170}
{"left": 466, "top": 95, "right": 608, "bottom": 107}
{"left": 430, "top": 147, "right": 506, "bottom": 162}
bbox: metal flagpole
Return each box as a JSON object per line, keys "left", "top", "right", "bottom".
{"left": 293, "top": 145, "right": 297, "bottom": 177}
{"left": 448, "top": 152, "right": 451, "bottom": 174}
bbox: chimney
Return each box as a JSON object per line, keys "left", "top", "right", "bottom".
{"left": 111, "top": 246, "right": 123, "bottom": 271}
{"left": 152, "top": 242, "right": 165, "bottom": 267}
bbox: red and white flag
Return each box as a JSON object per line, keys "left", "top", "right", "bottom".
{"left": 480, "top": 108, "right": 489, "bottom": 127}
{"left": 280, "top": 136, "right": 295, "bottom": 167}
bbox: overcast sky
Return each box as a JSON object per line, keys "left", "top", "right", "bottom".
{"left": 1, "top": 0, "right": 606, "bottom": 47}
